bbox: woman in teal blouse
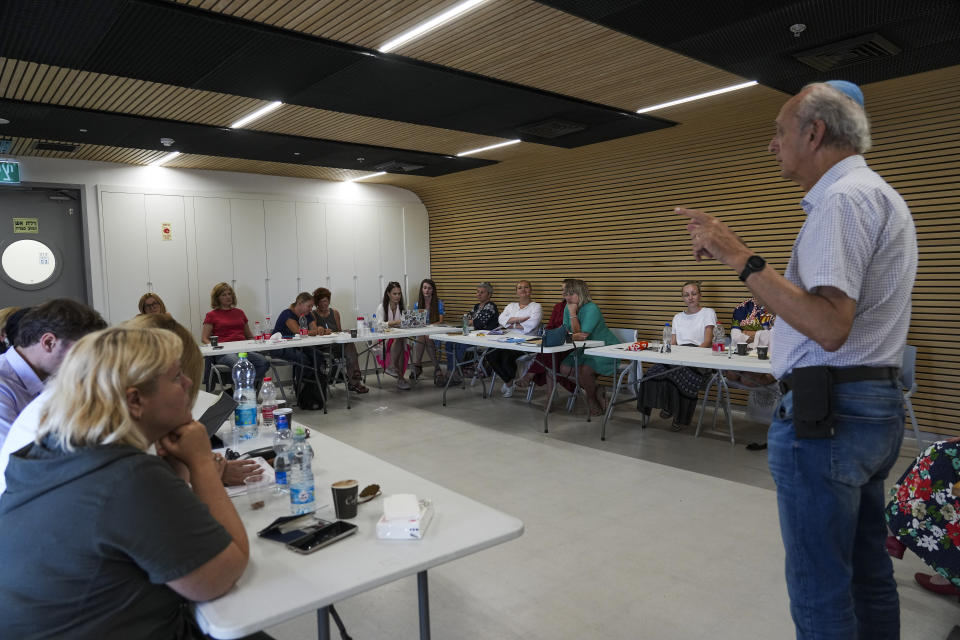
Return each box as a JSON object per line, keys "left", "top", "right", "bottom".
{"left": 559, "top": 279, "right": 619, "bottom": 415}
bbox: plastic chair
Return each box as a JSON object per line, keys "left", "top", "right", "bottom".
{"left": 607, "top": 327, "right": 638, "bottom": 394}
{"left": 901, "top": 345, "right": 923, "bottom": 453}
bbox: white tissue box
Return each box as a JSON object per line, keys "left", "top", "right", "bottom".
{"left": 376, "top": 499, "right": 434, "bottom": 539}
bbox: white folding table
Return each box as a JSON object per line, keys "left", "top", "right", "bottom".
{"left": 584, "top": 344, "right": 775, "bottom": 443}
{"left": 196, "top": 425, "right": 524, "bottom": 640}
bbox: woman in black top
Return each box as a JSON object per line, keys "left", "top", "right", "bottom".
{"left": 310, "top": 287, "right": 368, "bottom": 394}
{"left": 443, "top": 282, "right": 499, "bottom": 385}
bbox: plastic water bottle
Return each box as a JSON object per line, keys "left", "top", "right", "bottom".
{"left": 462, "top": 313, "right": 470, "bottom": 336}
{"left": 357, "top": 316, "right": 366, "bottom": 338}
{"left": 298, "top": 314, "right": 309, "bottom": 336}
{"left": 264, "top": 315, "right": 272, "bottom": 339}
{"left": 254, "top": 320, "right": 262, "bottom": 342}
{"left": 369, "top": 313, "right": 378, "bottom": 334}
{"left": 661, "top": 322, "right": 671, "bottom": 353}
{"left": 289, "top": 426, "right": 316, "bottom": 514}
{"left": 713, "top": 322, "right": 725, "bottom": 355}
{"left": 260, "top": 376, "right": 277, "bottom": 428}
{"left": 272, "top": 417, "right": 292, "bottom": 494}
{"left": 232, "top": 353, "right": 258, "bottom": 440}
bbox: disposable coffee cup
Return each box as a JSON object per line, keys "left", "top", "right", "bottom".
{"left": 350, "top": 329, "right": 358, "bottom": 338}
{"left": 245, "top": 475, "right": 271, "bottom": 511}
{"left": 757, "top": 346, "right": 769, "bottom": 360}
{"left": 331, "top": 479, "right": 359, "bottom": 519}
{"left": 209, "top": 335, "right": 219, "bottom": 348}
{"left": 736, "top": 342, "right": 748, "bottom": 356}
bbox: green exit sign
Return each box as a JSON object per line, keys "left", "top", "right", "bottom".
{"left": 0, "top": 160, "right": 20, "bottom": 184}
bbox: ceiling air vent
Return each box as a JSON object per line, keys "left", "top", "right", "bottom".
{"left": 373, "top": 160, "right": 424, "bottom": 173}
{"left": 793, "top": 33, "right": 901, "bottom": 72}
{"left": 517, "top": 118, "right": 587, "bottom": 139}
{"left": 34, "top": 141, "right": 79, "bottom": 152}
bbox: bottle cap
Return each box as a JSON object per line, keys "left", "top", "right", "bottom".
{"left": 239, "top": 352, "right": 247, "bottom": 357}
{"left": 263, "top": 377, "right": 271, "bottom": 382}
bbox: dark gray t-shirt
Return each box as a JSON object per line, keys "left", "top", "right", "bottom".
{"left": 0, "top": 441, "right": 232, "bottom": 639}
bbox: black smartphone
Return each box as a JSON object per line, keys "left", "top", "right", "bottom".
{"left": 286, "top": 520, "right": 358, "bottom": 554}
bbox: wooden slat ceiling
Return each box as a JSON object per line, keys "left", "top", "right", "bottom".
{"left": 1, "top": 0, "right": 741, "bottom": 179}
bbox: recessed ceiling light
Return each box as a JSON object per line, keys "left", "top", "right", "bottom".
{"left": 378, "top": 0, "right": 488, "bottom": 53}
{"left": 635, "top": 81, "right": 758, "bottom": 113}
{"left": 0, "top": 118, "right": 9, "bottom": 125}
{"left": 346, "top": 171, "right": 387, "bottom": 183}
{"left": 230, "top": 101, "right": 283, "bottom": 129}
{"left": 456, "top": 139, "right": 521, "bottom": 157}
{"left": 79, "top": 128, "right": 88, "bottom": 132}
{"left": 148, "top": 151, "right": 180, "bottom": 167}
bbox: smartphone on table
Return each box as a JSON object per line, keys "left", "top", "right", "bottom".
{"left": 286, "top": 520, "right": 358, "bottom": 554}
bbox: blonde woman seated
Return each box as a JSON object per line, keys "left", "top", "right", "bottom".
{"left": 201, "top": 282, "right": 268, "bottom": 385}
{"left": 137, "top": 292, "right": 167, "bottom": 315}
{"left": 486, "top": 280, "right": 542, "bottom": 396}
{"left": 0, "top": 326, "right": 249, "bottom": 638}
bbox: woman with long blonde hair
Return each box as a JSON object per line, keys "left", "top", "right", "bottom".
{"left": 0, "top": 326, "right": 248, "bottom": 637}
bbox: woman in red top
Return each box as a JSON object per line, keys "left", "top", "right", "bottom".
{"left": 201, "top": 282, "right": 268, "bottom": 386}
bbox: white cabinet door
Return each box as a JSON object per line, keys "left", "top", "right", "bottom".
{"left": 403, "top": 203, "right": 430, "bottom": 302}
{"left": 296, "top": 202, "right": 327, "bottom": 295}
{"left": 100, "top": 190, "right": 148, "bottom": 324}
{"left": 144, "top": 194, "right": 192, "bottom": 325}
{"left": 325, "top": 203, "right": 361, "bottom": 325}
{"left": 351, "top": 205, "right": 381, "bottom": 319}
{"left": 230, "top": 199, "right": 268, "bottom": 329}
{"left": 264, "top": 200, "right": 299, "bottom": 316}
{"left": 379, "top": 205, "right": 406, "bottom": 301}
{"left": 192, "top": 196, "right": 233, "bottom": 321}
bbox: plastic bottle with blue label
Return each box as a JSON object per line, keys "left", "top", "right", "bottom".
{"left": 232, "top": 353, "right": 258, "bottom": 440}
{"left": 661, "top": 322, "right": 671, "bottom": 353}
{"left": 289, "top": 426, "right": 316, "bottom": 514}
{"left": 272, "top": 418, "right": 292, "bottom": 494}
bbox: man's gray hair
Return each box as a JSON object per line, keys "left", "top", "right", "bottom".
{"left": 796, "top": 82, "right": 872, "bottom": 154}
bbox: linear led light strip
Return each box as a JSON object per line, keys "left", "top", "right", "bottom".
{"left": 148, "top": 151, "right": 180, "bottom": 167}
{"left": 347, "top": 171, "right": 387, "bottom": 183}
{"left": 379, "top": 0, "right": 489, "bottom": 53}
{"left": 230, "top": 101, "right": 283, "bottom": 129}
{"left": 456, "top": 139, "right": 520, "bottom": 157}
{"left": 636, "top": 80, "right": 758, "bottom": 113}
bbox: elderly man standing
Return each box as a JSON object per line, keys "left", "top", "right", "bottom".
{"left": 679, "top": 81, "right": 917, "bottom": 639}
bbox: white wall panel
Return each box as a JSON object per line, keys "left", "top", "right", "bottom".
{"left": 379, "top": 205, "right": 405, "bottom": 302}
{"left": 100, "top": 190, "right": 148, "bottom": 324}
{"left": 144, "top": 194, "right": 192, "bottom": 325}
{"left": 403, "top": 203, "right": 430, "bottom": 306}
{"left": 296, "top": 202, "right": 327, "bottom": 295}
{"left": 325, "top": 203, "right": 360, "bottom": 325}
{"left": 229, "top": 199, "right": 267, "bottom": 328}
{"left": 192, "top": 196, "right": 233, "bottom": 323}
{"left": 264, "top": 200, "right": 299, "bottom": 316}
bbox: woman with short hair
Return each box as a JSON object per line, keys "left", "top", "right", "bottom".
{"left": 137, "top": 292, "right": 167, "bottom": 315}
{"left": 200, "top": 282, "right": 268, "bottom": 385}
{"left": 0, "top": 326, "right": 249, "bottom": 638}
{"left": 486, "top": 280, "right": 542, "bottom": 395}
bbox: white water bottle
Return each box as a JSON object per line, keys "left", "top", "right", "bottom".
{"left": 289, "top": 426, "right": 316, "bottom": 514}
{"left": 259, "top": 377, "right": 277, "bottom": 428}
{"left": 299, "top": 314, "right": 309, "bottom": 336}
{"left": 264, "top": 315, "right": 272, "bottom": 339}
{"left": 232, "top": 353, "right": 258, "bottom": 440}
{"left": 254, "top": 320, "right": 261, "bottom": 342}
{"left": 713, "top": 323, "right": 725, "bottom": 355}
{"left": 661, "top": 322, "right": 671, "bottom": 353}
{"left": 357, "top": 316, "right": 366, "bottom": 337}
{"left": 272, "top": 419, "right": 292, "bottom": 494}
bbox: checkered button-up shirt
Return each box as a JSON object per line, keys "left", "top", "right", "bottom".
{"left": 770, "top": 155, "right": 918, "bottom": 379}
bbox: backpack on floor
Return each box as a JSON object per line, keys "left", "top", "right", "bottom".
{"left": 296, "top": 375, "right": 327, "bottom": 411}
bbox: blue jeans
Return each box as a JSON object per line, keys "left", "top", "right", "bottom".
{"left": 211, "top": 351, "right": 269, "bottom": 385}
{"left": 768, "top": 379, "right": 903, "bottom": 640}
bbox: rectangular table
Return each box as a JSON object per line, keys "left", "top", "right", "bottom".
{"left": 584, "top": 344, "right": 775, "bottom": 443}
{"left": 430, "top": 331, "right": 603, "bottom": 432}
{"left": 199, "top": 327, "right": 462, "bottom": 410}
{"left": 196, "top": 422, "right": 524, "bottom": 639}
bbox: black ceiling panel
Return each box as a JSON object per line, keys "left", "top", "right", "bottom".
{"left": 0, "top": 0, "right": 675, "bottom": 150}
{"left": 0, "top": 99, "right": 494, "bottom": 177}
{"left": 537, "top": 0, "right": 960, "bottom": 94}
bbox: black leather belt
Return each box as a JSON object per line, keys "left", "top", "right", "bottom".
{"left": 778, "top": 366, "right": 899, "bottom": 395}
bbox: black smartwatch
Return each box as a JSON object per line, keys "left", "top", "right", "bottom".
{"left": 739, "top": 255, "right": 766, "bottom": 282}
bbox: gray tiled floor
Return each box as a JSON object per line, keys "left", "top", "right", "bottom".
{"left": 262, "top": 374, "right": 957, "bottom": 639}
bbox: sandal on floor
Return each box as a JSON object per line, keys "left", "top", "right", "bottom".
{"left": 434, "top": 372, "right": 447, "bottom": 387}
{"left": 348, "top": 381, "right": 369, "bottom": 394}
{"left": 409, "top": 364, "right": 423, "bottom": 380}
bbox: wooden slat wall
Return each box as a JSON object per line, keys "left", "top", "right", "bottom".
{"left": 412, "top": 66, "right": 960, "bottom": 436}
